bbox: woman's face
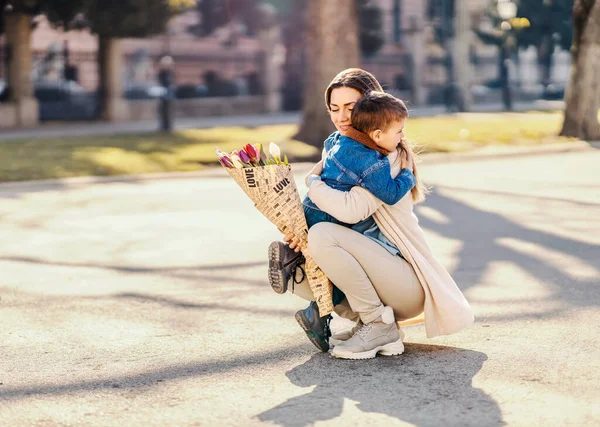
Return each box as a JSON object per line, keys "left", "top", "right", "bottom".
{"left": 329, "top": 87, "right": 362, "bottom": 136}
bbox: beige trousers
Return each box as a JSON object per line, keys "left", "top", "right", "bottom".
{"left": 292, "top": 222, "right": 425, "bottom": 324}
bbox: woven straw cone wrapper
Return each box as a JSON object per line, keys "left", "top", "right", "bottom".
{"left": 226, "top": 164, "right": 334, "bottom": 316}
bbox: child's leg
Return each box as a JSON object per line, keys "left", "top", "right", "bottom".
{"left": 288, "top": 272, "right": 314, "bottom": 301}
{"left": 304, "top": 205, "right": 346, "bottom": 229}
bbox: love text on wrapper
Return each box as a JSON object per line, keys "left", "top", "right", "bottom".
{"left": 245, "top": 168, "right": 257, "bottom": 188}
{"left": 273, "top": 178, "right": 290, "bottom": 194}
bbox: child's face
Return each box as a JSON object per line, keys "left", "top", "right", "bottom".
{"left": 371, "top": 119, "right": 406, "bottom": 153}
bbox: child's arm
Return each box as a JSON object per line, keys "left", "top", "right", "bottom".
{"left": 360, "top": 159, "right": 416, "bottom": 205}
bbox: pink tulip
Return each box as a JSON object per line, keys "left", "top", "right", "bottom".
{"left": 244, "top": 144, "right": 263, "bottom": 166}
{"left": 250, "top": 145, "right": 260, "bottom": 165}
{"left": 244, "top": 144, "right": 258, "bottom": 160}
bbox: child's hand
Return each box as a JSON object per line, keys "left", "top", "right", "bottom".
{"left": 305, "top": 160, "right": 324, "bottom": 186}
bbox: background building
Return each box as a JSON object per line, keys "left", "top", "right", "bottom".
{"left": 0, "top": 1, "right": 572, "bottom": 126}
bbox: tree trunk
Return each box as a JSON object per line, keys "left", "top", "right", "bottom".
{"left": 560, "top": 0, "right": 600, "bottom": 140}
{"left": 97, "top": 37, "right": 129, "bottom": 121}
{"left": 258, "top": 13, "right": 284, "bottom": 113}
{"left": 294, "top": 0, "right": 360, "bottom": 149}
{"left": 499, "top": 43, "right": 512, "bottom": 111}
{"left": 453, "top": 0, "right": 472, "bottom": 111}
{"left": 404, "top": 16, "right": 426, "bottom": 106}
{"left": 4, "top": 11, "right": 38, "bottom": 127}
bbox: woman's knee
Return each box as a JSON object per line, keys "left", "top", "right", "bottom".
{"left": 307, "top": 222, "right": 338, "bottom": 256}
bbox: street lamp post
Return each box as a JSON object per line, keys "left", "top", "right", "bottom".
{"left": 158, "top": 21, "right": 175, "bottom": 132}
{"left": 158, "top": 56, "right": 174, "bottom": 132}
{"left": 497, "top": 0, "right": 517, "bottom": 111}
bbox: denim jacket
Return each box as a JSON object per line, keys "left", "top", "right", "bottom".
{"left": 303, "top": 132, "right": 416, "bottom": 211}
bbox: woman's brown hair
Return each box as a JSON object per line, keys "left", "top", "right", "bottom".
{"left": 400, "top": 140, "right": 429, "bottom": 204}
{"left": 325, "top": 69, "right": 429, "bottom": 203}
{"left": 324, "top": 68, "right": 383, "bottom": 110}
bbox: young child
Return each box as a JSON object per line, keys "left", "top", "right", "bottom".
{"left": 302, "top": 91, "right": 415, "bottom": 228}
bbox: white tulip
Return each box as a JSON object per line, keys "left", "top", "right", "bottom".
{"left": 269, "top": 142, "right": 281, "bottom": 161}
{"left": 231, "top": 154, "right": 244, "bottom": 168}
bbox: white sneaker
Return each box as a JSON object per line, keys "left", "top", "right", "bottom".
{"left": 330, "top": 321, "right": 363, "bottom": 345}
{"left": 331, "top": 306, "right": 404, "bottom": 359}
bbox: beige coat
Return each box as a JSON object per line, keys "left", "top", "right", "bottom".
{"left": 308, "top": 149, "right": 474, "bottom": 338}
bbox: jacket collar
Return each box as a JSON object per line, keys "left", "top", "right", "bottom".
{"left": 344, "top": 128, "right": 388, "bottom": 156}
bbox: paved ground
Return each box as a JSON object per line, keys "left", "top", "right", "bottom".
{"left": 0, "top": 144, "right": 598, "bottom": 426}
{"left": 0, "top": 100, "right": 564, "bottom": 141}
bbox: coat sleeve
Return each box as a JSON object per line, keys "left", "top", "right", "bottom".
{"left": 308, "top": 178, "right": 384, "bottom": 224}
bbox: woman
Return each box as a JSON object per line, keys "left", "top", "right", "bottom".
{"left": 268, "top": 68, "right": 473, "bottom": 359}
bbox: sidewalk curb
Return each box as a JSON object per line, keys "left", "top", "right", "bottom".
{"left": 422, "top": 140, "right": 598, "bottom": 164}
{"left": 0, "top": 140, "right": 597, "bottom": 191}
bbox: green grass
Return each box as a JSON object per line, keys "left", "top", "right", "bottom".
{"left": 0, "top": 111, "right": 582, "bottom": 182}
{"left": 408, "top": 111, "right": 578, "bottom": 153}
{"left": 0, "top": 125, "right": 317, "bottom": 182}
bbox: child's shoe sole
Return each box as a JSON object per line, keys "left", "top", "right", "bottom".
{"left": 268, "top": 241, "right": 287, "bottom": 294}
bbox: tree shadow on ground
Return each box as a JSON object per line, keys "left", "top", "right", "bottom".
{"left": 258, "top": 344, "right": 501, "bottom": 427}
{"left": 0, "top": 344, "right": 310, "bottom": 401}
{"left": 416, "top": 188, "right": 600, "bottom": 319}
{"left": 0, "top": 256, "right": 269, "bottom": 288}
{"left": 111, "top": 292, "right": 294, "bottom": 318}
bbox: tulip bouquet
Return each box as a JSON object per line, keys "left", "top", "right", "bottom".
{"left": 216, "top": 142, "right": 334, "bottom": 316}
{"left": 216, "top": 142, "right": 288, "bottom": 169}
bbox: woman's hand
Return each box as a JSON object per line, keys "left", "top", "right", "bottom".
{"left": 284, "top": 232, "right": 302, "bottom": 252}
{"left": 305, "top": 160, "right": 324, "bottom": 186}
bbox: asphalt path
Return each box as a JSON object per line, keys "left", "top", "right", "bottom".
{"left": 0, "top": 145, "right": 598, "bottom": 426}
